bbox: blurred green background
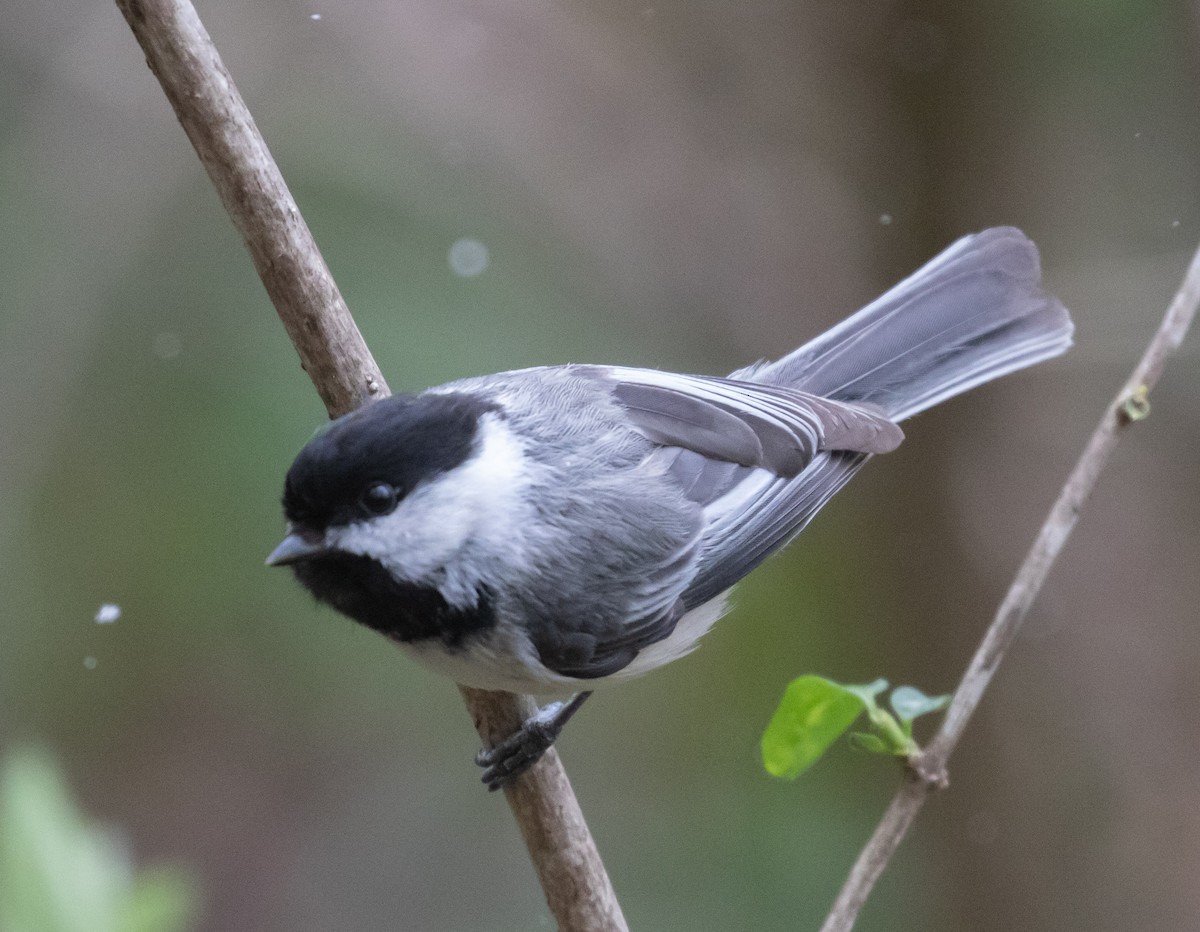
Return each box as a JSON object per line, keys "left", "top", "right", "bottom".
{"left": 3, "top": 1, "right": 1199, "bottom": 929}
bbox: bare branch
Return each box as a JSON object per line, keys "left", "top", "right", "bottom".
{"left": 114, "top": 1, "right": 627, "bottom": 928}
{"left": 821, "top": 242, "right": 1200, "bottom": 932}
{"left": 114, "top": 0, "right": 384, "bottom": 418}
{"left": 462, "top": 687, "right": 628, "bottom": 927}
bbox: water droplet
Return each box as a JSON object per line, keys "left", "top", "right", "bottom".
{"left": 84, "top": 656, "right": 98, "bottom": 670}
{"left": 310, "top": 12, "right": 322, "bottom": 20}
{"left": 879, "top": 213, "right": 893, "bottom": 226}
{"left": 448, "top": 238, "right": 490, "bottom": 278}
{"left": 1171, "top": 219, "right": 1181, "bottom": 228}
{"left": 95, "top": 603, "right": 121, "bottom": 624}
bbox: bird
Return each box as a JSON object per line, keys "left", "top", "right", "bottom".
{"left": 267, "top": 227, "right": 1073, "bottom": 790}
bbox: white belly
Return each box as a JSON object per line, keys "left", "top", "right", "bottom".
{"left": 395, "top": 592, "right": 732, "bottom": 695}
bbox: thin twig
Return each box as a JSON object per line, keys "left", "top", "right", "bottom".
{"left": 820, "top": 242, "right": 1200, "bottom": 932}
{"left": 114, "top": 2, "right": 628, "bottom": 928}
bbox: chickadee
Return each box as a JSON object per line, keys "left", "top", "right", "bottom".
{"left": 268, "top": 227, "right": 1072, "bottom": 790}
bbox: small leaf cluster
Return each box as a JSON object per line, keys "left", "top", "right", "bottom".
{"left": 1, "top": 748, "right": 198, "bottom": 932}
{"left": 761, "top": 676, "right": 950, "bottom": 780}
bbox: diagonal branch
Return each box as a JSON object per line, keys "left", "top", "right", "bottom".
{"left": 113, "top": 1, "right": 627, "bottom": 928}
{"left": 821, "top": 242, "right": 1200, "bottom": 932}
{"left": 115, "top": 0, "right": 386, "bottom": 418}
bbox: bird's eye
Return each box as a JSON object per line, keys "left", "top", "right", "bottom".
{"left": 360, "top": 482, "right": 399, "bottom": 516}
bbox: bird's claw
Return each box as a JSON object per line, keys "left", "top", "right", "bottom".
{"left": 475, "top": 702, "right": 565, "bottom": 791}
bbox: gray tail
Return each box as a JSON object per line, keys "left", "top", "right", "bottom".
{"left": 741, "top": 227, "right": 1073, "bottom": 421}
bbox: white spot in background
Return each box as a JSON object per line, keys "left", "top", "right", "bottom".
{"left": 95, "top": 603, "right": 121, "bottom": 624}
{"left": 83, "top": 656, "right": 98, "bottom": 670}
{"left": 879, "top": 213, "right": 893, "bottom": 226}
{"left": 310, "top": 13, "right": 322, "bottom": 20}
{"left": 448, "top": 238, "right": 490, "bottom": 278}
{"left": 152, "top": 332, "right": 182, "bottom": 360}
{"left": 1134, "top": 131, "right": 1142, "bottom": 139}
{"left": 1172, "top": 219, "right": 1181, "bottom": 228}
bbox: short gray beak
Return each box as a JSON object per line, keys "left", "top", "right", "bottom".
{"left": 265, "top": 532, "right": 328, "bottom": 567}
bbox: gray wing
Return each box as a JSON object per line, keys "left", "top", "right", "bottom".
{"left": 528, "top": 532, "right": 699, "bottom": 679}
{"left": 601, "top": 366, "right": 902, "bottom": 468}
{"left": 671, "top": 450, "right": 870, "bottom": 607}
{"left": 591, "top": 366, "right": 903, "bottom": 611}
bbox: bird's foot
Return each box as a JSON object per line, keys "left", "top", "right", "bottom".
{"left": 475, "top": 692, "right": 592, "bottom": 792}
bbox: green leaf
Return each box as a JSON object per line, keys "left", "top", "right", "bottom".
{"left": 0, "top": 748, "right": 198, "bottom": 932}
{"left": 842, "top": 678, "right": 889, "bottom": 709}
{"left": 890, "top": 686, "right": 951, "bottom": 726}
{"left": 118, "top": 869, "right": 198, "bottom": 932}
{"left": 1, "top": 748, "right": 119, "bottom": 932}
{"left": 847, "top": 732, "right": 889, "bottom": 754}
{"left": 761, "top": 676, "right": 869, "bottom": 779}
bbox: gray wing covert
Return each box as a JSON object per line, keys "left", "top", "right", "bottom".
{"left": 596, "top": 366, "right": 904, "bottom": 610}
{"left": 606, "top": 369, "right": 902, "bottom": 472}
{"left": 676, "top": 450, "right": 871, "bottom": 607}
{"left": 529, "top": 530, "right": 699, "bottom": 679}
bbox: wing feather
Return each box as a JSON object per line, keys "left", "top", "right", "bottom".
{"left": 604, "top": 367, "right": 903, "bottom": 474}
{"left": 680, "top": 452, "right": 869, "bottom": 607}
{"left": 577, "top": 366, "right": 904, "bottom": 617}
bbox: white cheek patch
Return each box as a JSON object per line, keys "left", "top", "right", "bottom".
{"left": 331, "top": 414, "right": 528, "bottom": 585}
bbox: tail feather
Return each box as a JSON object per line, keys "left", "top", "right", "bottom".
{"left": 738, "top": 228, "right": 1073, "bottom": 421}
